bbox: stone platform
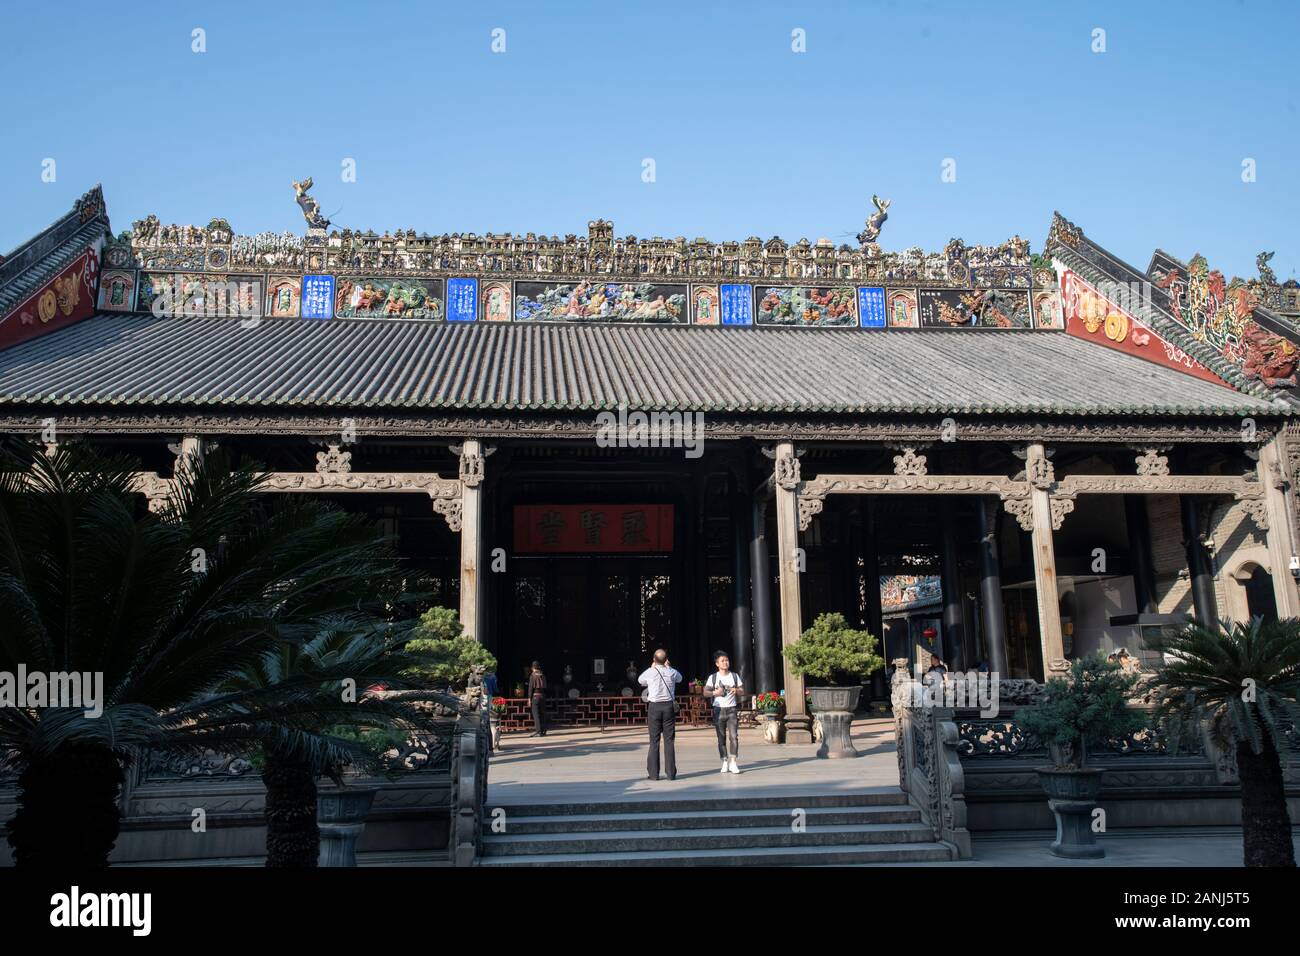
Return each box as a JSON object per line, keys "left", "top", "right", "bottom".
{"left": 487, "top": 718, "right": 902, "bottom": 808}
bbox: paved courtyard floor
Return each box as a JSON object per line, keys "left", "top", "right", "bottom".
{"left": 487, "top": 718, "right": 901, "bottom": 806}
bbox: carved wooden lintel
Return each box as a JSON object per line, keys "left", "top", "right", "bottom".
{"left": 1056, "top": 474, "right": 1257, "bottom": 497}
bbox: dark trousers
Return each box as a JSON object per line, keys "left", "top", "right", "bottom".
{"left": 646, "top": 701, "right": 677, "bottom": 779}
{"left": 714, "top": 706, "right": 739, "bottom": 759}
{"left": 531, "top": 694, "right": 546, "bottom": 735}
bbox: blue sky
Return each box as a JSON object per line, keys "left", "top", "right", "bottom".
{"left": 2, "top": 0, "right": 1296, "bottom": 281}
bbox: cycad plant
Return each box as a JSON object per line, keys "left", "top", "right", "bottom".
{"left": 0, "top": 441, "right": 421, "bottom": 867}
{"left": 1147, "top": 618, "right": 1300, "bottom": 867}
{"left": 219, "top": 622, "right": 458, "bottom": 867}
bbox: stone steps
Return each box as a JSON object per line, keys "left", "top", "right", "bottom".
{"left": 479, "top": 791, "right": 954, "bottom": 866}
{"left": 499, "top": 804, "right": 922, "bottom": 834}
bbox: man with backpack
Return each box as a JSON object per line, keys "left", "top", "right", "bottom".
{"left": 704, "top": 650, "right": 744, "bottom": 774}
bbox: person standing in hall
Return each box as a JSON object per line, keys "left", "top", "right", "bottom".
{"left": 528, "top": 661, "right": 548, "bottom": 737}
{"left": 705, "top": 651, "right": 743, "bottom": 774}
{"left": 639, "top": 649, "right": 681, "bottom": 780}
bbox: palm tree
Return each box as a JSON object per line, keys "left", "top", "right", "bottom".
{"left": 1147, "top": 618, "right": 1300, "bottom": 867}
{"left": 217, "top": 622, "right": 459, "bottom": 866}
{"left": 0, "top": 441, "right": 420, "bottom": 867}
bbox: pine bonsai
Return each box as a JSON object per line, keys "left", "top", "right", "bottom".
{"left": 404, "top": 606, "right": 497, "bottom": 690}
{"left": 784, "top": 613, "right": 884, "bottom": 686}
{"left": 1015, "top": 652, "right": 1144, "bottom": 769}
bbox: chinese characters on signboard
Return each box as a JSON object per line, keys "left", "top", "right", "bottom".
{"left": 720, "top": 284, "right": 753, "bottom": 326}
{"left": 447, "top": 277, "right": 478, "bottom": 322}
{"left": 857, "top": 287, "right": 886, "bottom": 328}
{"left": 301, "top": 275, "right": 335, "bottom": 319}
{"left": 513, "top": 504, "right": 674, "bottom": 553}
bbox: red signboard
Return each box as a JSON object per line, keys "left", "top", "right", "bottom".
{"left": 0, "top": 243, "right": 102, "bottom": 351}
{"left": 1059, "top": 269, "right": 1228, "bottom": 387}
{"left": 513, "top": 504, "right": 674, "bottom": 553}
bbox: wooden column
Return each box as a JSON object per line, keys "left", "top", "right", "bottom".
{"left": 458, "top": 440, "right": 485, "bottom": 641}
{"left": 1125, "top": 494, "right": 1158, "bottom": 614}
{"left": 773, "top": 442, "right": 812, "bottom": 743}
{"left": 1026, "top": 443, "right": 1066, "bottom": 677}
{"left": 1258, "top": 436, "right": 1300, "bottom": 617}
{"left": 1179, "top": 496, "right": 1218, "bottom": 624}
{"left": 750, "top": 496, "right": 778, "bottom": 694}
{"left": 729, "top": 469, "right": 754, "bottom": 686}
{"left": 940, "top": 499, "right": 965, "bottom": 670}
{"left": 975, "top": 499, "right": 1009, "bottom": 676}
{"left": 860, "top": 501, "right": 886, "bottom": 700}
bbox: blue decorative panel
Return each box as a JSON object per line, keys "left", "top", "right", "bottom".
{"left": 857, "top": 287, "right": 886, "bottom": 328}
{"left": 720, "top": 284, "right": 753, "bottom": 326}
{"left": 301, "top": 275, "right": 335, "bottom": 319}
{"left": 447, "top": 277, "right": 478, "bottom": 322}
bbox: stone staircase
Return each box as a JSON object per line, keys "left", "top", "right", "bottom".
{"left": 479, "top": 791, "right": 954, "bottom": 866}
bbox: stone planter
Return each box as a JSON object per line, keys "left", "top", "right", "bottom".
{"left": 809, "top": 685, "right": 861, "bottom": 759}
{"left": 1035, "top": 768, "right": 1105, "bottom": 859}
{"left": 317, "top": 786, "right": 378, "bottom": 867}
{"left": 761, "top": 712, "right": 785, "bottom": 743}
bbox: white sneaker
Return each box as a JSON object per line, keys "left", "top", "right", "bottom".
{"left": 728, "top": 758, "right": 740, "bottom": 774}
{"left": 721, "top": 759, "right": 729, "bottom": 774}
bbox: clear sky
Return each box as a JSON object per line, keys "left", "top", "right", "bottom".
{"left": 1, "top": 0, "right": 1296, "bottom": 281}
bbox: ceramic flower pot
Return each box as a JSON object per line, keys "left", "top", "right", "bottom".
{"left": 1035, "top": 767, "right": 1105, "bottom": 859}
{"left": 317, "top": 786, "right": 378, "bottom": 867}
{"left": 762, "top": 712, "right": 785, "bottom": 743}
{"left": 808, "top": 685, "right": 861, "bottom": 759}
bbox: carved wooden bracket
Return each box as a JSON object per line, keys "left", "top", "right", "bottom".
{"left": 890, "top": 446, "right": 928, "bottom": 477}
{"left": 315, "top": 443, "right": 352, "bottom": 474}
{"left": 1134, "top": 447, "right": 1170, "bottom": 477}
{"left": 433, "top": 496, "right": 464, "bottom": 532}
{"left": 775, "top": 447, "right": 801, "bottom": 490}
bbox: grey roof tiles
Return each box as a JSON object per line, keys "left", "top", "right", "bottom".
{"left": 0, "top": 313, "right": 1284, "bottom": 417}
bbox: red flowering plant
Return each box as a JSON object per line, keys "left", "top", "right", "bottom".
{"left": 491, "top": 696, "right": 508, "bottom": 716}
{"left": 755, "top": 691, "right": 784, "bottom": 714}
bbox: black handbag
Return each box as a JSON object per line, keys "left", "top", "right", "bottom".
{"left": 642, "top": 666, "right": 679, "bottom": 715}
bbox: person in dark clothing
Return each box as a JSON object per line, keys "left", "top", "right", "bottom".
{"left": 924, "top": 653, "right": 948, "bottom": 686}
{"left": 638, "top": 649, "right": 682, "bottom": 780}
{"left": 527, "top": 661, "right": 547, "bottom": 737}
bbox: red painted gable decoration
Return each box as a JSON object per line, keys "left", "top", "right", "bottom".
{"left": 0, "top": 242, "right": 103, "bottom": 351}
{"left": 1059, "top": 269, "right": 1228, "bottom": 388}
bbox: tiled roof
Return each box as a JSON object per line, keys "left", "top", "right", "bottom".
{"left": 0, "top": 221, "right": 106, "bottom": 320}
{"left": 0, "top": 313, "right": 1285, "bottom": 418}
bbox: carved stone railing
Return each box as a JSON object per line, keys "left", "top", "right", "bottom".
{"left": 891, "top": 670, "right": 972, "bottom": 858}
{"left": 447, "top": 692, "right": 491, "bottom": 867}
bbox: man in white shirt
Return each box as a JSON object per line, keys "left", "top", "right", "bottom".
{"left": 638, "top": 649, "right": 681, "bottom": 780}
{"left": 704, "top": 651, "right": 744, "bottom": 773}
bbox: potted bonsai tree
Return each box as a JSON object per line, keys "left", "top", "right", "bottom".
{"left": 784, "top": 612, "right": 884, "bottom": 758}
{"left": 1015, "top": 652, "right": 1143, "bottom": 859}
{"left": 404, "top": 606, "right": 498, "bottom": 693}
